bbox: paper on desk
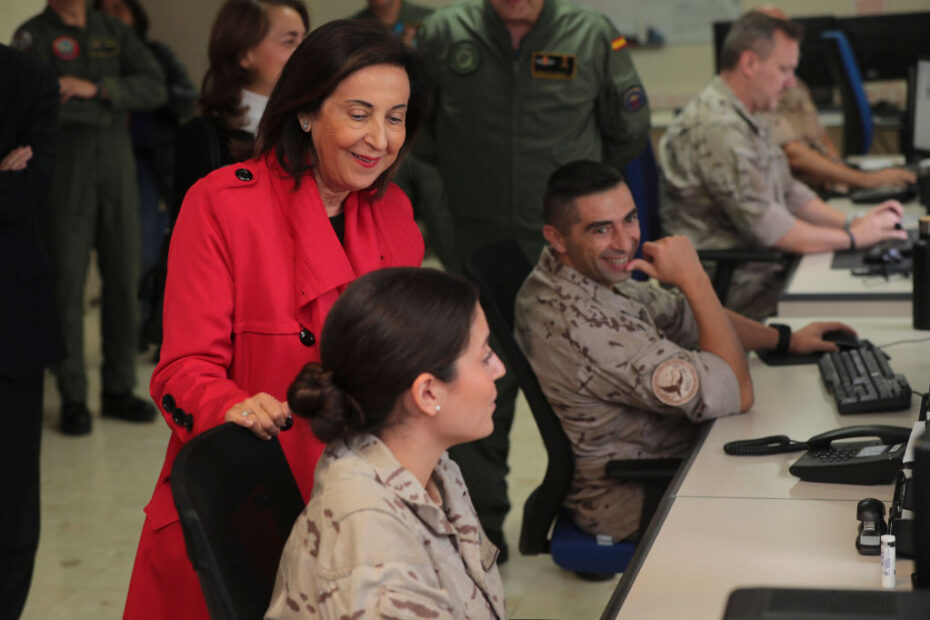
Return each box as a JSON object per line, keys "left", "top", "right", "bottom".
{"left": 850, "top": 155, "right": 907, "bottom": 171}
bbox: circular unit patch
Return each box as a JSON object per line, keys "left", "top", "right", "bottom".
{"left": 449, "top": 40, "right": 480, "bottom": 75}
{"left": 622, "top": 85, "right": 647, "bottom": 112}
{"left": 651, "top": 358, "right": 699, "bottom": 407}
{"left": 52, "top": 35, "right": 80, "bottom": 61}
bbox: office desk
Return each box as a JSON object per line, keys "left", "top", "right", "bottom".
{"left": 613, "top": 498, "right": 916, "bottom": 620}
{"left": 778, "top": 199, "right": 921, "bottom": 318}
{"left": 603, "top": 317, "right": 926, "bottom": 619}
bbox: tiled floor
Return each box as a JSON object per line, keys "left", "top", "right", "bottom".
{"left": 20, "top": 287, "right": 618, "bottom": 619}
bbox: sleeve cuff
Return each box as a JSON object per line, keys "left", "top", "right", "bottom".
{"left": 750, "top": 202, "right": 796, "bottom": 246}
{"left": 693, "top": 351, "right": 742, "bottom": 418}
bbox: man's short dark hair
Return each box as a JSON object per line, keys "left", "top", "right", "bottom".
{"left": 719, "top": 10, "right": 804, "bottom": 71}
{"left": 543, "top": 160, "right": 626, "bottom": 233}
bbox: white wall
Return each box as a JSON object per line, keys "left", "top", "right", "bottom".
{"left": 3, "top": 0, "right": 929, "bottom": 110}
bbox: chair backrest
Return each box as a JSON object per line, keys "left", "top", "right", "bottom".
{"left": 624, "top": 139, "right": 661, "bottom": 245}
{"left": 462, "top": 240, "right": 576, "bottom": 556}
{"left": 822, "top": 30, "right": 873, "bottom": 156}
{"left": 171, "top": 423, "right": 305, "bottom": 620}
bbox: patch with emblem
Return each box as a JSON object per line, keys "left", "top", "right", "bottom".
{"left": 531, "top": 52, "right": 576, "bottom": 80}
{"left": 12, "top": 30, "right": 33, "bottom": 52}
{"left": 611, "top": 36, "right": 628, "bottom": 51}
{"left": 622, "top": 85, "right": 647, "bottom": 112}
{"left": 449, "top": 40, "right": 480, "bottom": 75}
{"left": 89, "top": 37, "right": 119, "bottom": 57}
{"left": 52, "top": 35, "right": 80, "bottom": 61}
{"left": 651, "top": 358, "right": 699, "bottom": 407}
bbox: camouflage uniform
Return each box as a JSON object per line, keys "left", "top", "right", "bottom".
{"left": 513, "top": 247, "right": 741, "bottom": 541}
{"left": 658, "top": 77, "right": 818, "bottom": 320}
{"left": 761, "top": 79, "right": 836, "bottom": 190}
{"left": 267, "top": 434, "right": 505, "bottom": 620}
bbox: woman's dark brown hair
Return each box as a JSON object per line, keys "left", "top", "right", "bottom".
{"left": 200, "top": 0, "right": 310, "bottom": 130}
{"left": 255, "top": 19, "right": 429, "bottom": 197}
{"left": 287, "top": 268, "right": 478, "bottom": 443}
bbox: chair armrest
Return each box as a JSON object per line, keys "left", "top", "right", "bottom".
{"left": 697, "top": 248, "right": 786, "bottom": 263}
{"left": 605, "top": 458, "right": 681, "bottom": 480}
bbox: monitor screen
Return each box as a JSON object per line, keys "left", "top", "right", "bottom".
{"left": 840, "top": 12, "right": 930, "bottom": 83}
{"left": 910, "top": 59, "right": 930, "bottom": 155}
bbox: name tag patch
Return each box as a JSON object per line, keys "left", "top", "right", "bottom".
{"left": 531, "top": 52, "right": 576, "bottom": 80}
{"left": 89, "top": 37, "right": 119, "bottom": 57}
{"left": 52, "top": 35, "right": 80, "bottom": 61}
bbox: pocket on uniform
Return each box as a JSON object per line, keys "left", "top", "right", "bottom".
{"left": 143, "top": 480, "right": 180, "bottom": 531}
{"left": 377, "top": 587, "right": 455, "bottom": 620}
{"left": 231, "top": 319, "right": 301, "bottom": 335}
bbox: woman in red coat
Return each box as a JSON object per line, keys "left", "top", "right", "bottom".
{"left": 123, "top": 20, "right": 427, "bottom": 619}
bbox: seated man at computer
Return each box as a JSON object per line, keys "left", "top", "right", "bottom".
{"left": 514, "top": 159, "right": 855, "bottom": 542}
{"left": 755, "top": 6, "right": 917, "bottom": 193}
{"left": 659, "top": 10, "right": 907, "bottom": 320}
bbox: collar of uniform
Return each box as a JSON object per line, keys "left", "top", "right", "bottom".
{"left": 538, "top": 246, "right": 658, "bottom": 326}
{"left": 710, "top": 75, "right": 764, "bottom": 136}
{"left": 347, "top": 434, "right": 457, "bottom": 536}
{"left": 41, "top": 5, "right": 92, "bottom": 30}
{"left": 481, "top": 0, "right": 557, "bottom": 51}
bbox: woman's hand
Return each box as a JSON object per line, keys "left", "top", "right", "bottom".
{"left": 224, "top": 392, "right": 290, "bottom": 440}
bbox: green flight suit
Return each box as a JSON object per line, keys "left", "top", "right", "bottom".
{"left": 417, "top": 0, "right": 651, "bottom": 554}
{"left": 13, "top": 7, "right": 166, "bottom": 405}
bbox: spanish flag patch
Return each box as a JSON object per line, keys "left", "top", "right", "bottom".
{"left": 611, "top": 36, "right": 627, "bottom": 51}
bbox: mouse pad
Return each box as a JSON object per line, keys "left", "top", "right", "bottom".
{"left": 831, "top": 229, "right": 917, "bottom": 270}
{"left": 755, "top": 349, "right": 821, "bottom": 366}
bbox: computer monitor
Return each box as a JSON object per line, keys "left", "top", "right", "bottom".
{"left": 839, "top": 12, "right": 930, "bottom": 83}
{"left": 712, "top": 16, "right": 839, "bottom": 108}
{"left": 906, "top": 58, "right": 930, "bottom": 159}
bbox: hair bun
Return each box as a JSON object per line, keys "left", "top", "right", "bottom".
{"left": 287, "top": 362, "right": 365, "bottom": 442}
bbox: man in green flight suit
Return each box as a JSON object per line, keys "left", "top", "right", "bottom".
{"left": 417, "top": 0, "right": 651, "bottom": 559}
{"left": 13, "top": 0, "right": 167, "bottom": 436}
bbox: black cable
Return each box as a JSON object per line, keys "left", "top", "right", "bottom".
{"left": 723, "top": 435, "right": 809, "bottom": 456}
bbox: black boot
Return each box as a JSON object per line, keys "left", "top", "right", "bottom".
{"left": 101, "top": 393, "right": 156, "bottom": 422}
{"left": 60, "top": 402, "right": 92, "bottom": 435}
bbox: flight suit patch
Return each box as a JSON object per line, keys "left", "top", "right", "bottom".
{"left": 531, "top": 52, "right": 576, "bottom": 80}
{"left": 622, "top": 85, "right": 647, "bottom": 112}
{"left": 651, "top": 358, "right": 699, "bottom": 407}
{"left": 449, "top": 40, "right": 480, "bottom": 75}
{"left": 12, "top": 30, "right": 33, "bottom": 52}
{"left": 89, "top": 37, "right": 120, "bottom": 57}
{"left": 52, "top": 35, "right": 80, "bottom": 61}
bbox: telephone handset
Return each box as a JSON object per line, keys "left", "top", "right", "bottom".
{"left": 724, "top": 424, "right": 911, "bottom": 485}
{"left": 789, "top": 425, "right": 910, "bottom": 485}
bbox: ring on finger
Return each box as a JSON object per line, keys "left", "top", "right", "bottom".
{"left": 242, "top": 410, "right": 253, "bottom": 418}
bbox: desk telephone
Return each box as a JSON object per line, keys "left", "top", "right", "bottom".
{"left": 724, "top": 425, "right": 911, "bottom": 485}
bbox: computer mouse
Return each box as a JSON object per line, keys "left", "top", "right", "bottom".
{"left": 822, "top": 330, "right": 860, "bottom": 350}
{"left": 864, "top": 246, "right": 904, "bottom": 264}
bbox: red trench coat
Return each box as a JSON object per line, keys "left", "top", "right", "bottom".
{"left": 123, "top": 155, "right": 424, "bottom": 619}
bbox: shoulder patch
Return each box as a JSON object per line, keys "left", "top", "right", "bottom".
{"left": 622, "top": 85, "right": 647, "bottom": 112}
{"left": 611, "top": 36, "right": 627, "bottom": 51}
{"left": 12, "top": 30, "right": 33, "bottom": 52}
{"left": 52, "top": 35, "right": 80, "bottom": 61}
{"left": 449, "top": 40, "right": 480, "bottom": 75}
{"left": 651, "top": 358, "right": 699, "bottom": 407}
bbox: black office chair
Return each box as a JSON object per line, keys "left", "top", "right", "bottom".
{"left": 462, "top": 239, "right": 680, "bottom": 578}
{"left": 171, "top": 423, "right": 305, "bottom": 620}
{"left": 628, "top": 141, "right": 791, "bottom": 306}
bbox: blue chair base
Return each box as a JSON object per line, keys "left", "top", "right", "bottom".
{"left": 549, "top": 511, "right": 636, "bottom": 575}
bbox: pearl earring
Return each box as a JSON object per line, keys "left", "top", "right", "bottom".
{"left": 301, "top": 122, "right": 310, "bottom": 131}
{"left": 435, "top": 405, "right": 441, "bottom": 412}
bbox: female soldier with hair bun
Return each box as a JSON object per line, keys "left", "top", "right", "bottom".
{"left": 267, "top": 267, "right": 507, "bottom": 620}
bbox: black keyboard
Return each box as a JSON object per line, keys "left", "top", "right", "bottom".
{"left": 817, "top": 341, "right": 912, "bottom": 414}
{"left": 849, "top": 184, "right": 917, "bottom": 204}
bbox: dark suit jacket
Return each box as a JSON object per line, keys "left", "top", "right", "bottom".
{"left": 0, "top": 44, "right": 66, "bottom": 377}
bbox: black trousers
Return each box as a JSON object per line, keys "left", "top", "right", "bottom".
{"left": 0, "top": 372, "right": 43, "bottom": 620}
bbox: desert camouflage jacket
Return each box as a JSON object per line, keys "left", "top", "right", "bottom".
{"left": 266, "top": 434, "right": 505, "bottom": 620}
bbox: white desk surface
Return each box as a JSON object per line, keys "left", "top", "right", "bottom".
{"left": 678, "top": 317, "right": 927, "bottom": 502}
{"left": 614, "top": 497, "right": 916, "bottom": 620}
{"left": 778, "top": 200, "right": 921, "bottom": 318}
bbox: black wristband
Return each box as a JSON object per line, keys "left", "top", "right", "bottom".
{"left": 770, "top": 323, "right": 792, "bottom": 354}
{"left": 846, "top": 229, "right": 857, "bottom": 251}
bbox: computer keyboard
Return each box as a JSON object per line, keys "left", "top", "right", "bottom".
{"left": 849, "top": 184, "right": 917, "bottom": 204}
{"left": 817, "top": 340, "right": 912, "bottom": 414}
